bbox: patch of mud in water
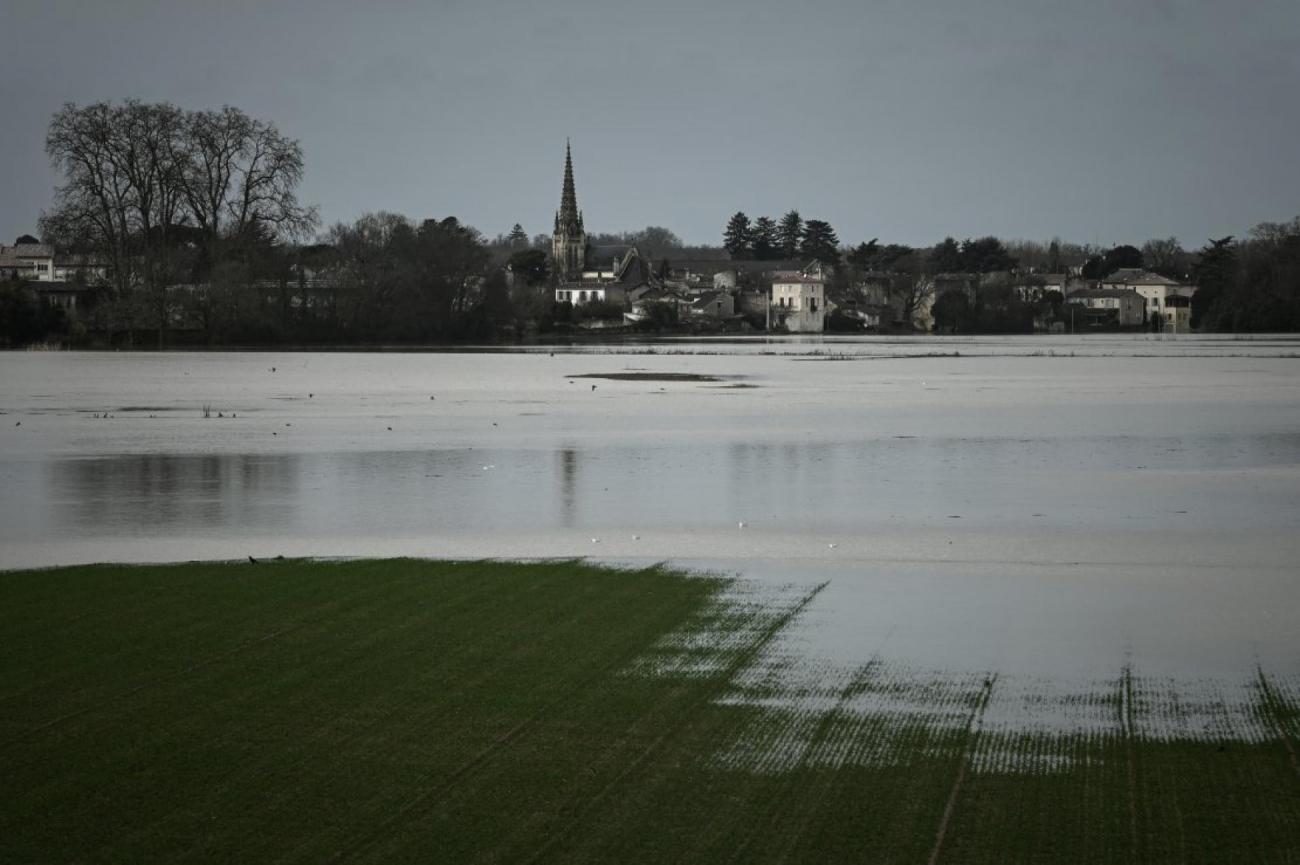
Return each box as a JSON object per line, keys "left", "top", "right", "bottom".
{"left": 570, "top": 372, "right": 733, "bottom": 382}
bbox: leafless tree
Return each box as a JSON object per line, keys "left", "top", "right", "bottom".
{"left": 42, "top": 100, "right": 318, "bottom": 343}
{"left": 180, "top": 106, "right": 316, "bottom": 244}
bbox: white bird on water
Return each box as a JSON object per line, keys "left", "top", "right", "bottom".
{"left": 828, "top": 543, "right": 838, "bottom": 549}
{"left": 738, "top": 521, "right": 746, "bottom": 529}
{"left": 632, "top": 534, "right": 640, "bottom": 540}
{"left": 591, "top": 537, "right": 600, "bottom": 544}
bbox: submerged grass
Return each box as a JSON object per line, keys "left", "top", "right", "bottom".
{"left": 1, "top": 558, "right": 1298, "bottom": 863}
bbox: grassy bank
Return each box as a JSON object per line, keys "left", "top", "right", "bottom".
{"left": 1, "top": 559, "right": 1297, "bottom": 863}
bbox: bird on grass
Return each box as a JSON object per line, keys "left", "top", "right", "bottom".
{"left": 248, "top": 555, "right": 259, "bottom": 564}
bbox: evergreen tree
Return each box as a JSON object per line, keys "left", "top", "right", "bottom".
{"left": 777, "top": 210, "right": 803, "bottom": 258}
{"left": 931, "top": 237, "right": 963, "bottom": 273}
{"left": 723, "top": 211, "right": 752, "bottom": 258}
{"left": 507, "top": 223, "right": 528, "bottom": 247}
{"left": 751, "top": 216, "right": 778, "bottom": 260}
{"left": 959, "top": 236, "right": 1017, "bottom": 273}
{"left": 1191, "top": 236, "right": 1236, "bottom": 329}
{"left": 800, "top": 219, "right": 840, "bottom": 263}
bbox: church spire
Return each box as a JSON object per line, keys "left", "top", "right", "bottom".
{"left": 559, "top": 138, "right": 578, "bottom": 226}
{"left": 552, "top": 138, "right": 586, "bottom": 281}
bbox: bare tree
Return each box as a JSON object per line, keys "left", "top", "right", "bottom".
{"left": 43, "top": 100, "right": 318, "bottom": 344}
{"left": 43, "top": 102, "right": 141, "bottom": 341}
{"left": 885, "top": 252, "right": 935, "bottom": 330}
{"left": 1141, "top": 236, "right": 1189, "bottom": 279}
{"left": 180, "top": 106, "right": 316, "bottom": 244}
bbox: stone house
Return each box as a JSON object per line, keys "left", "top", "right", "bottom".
{"left": 769, "top": 271, "right": 826, "bottom": 332}
{"left": 1065, "top": 288, "right": 1145, "bottom": 327}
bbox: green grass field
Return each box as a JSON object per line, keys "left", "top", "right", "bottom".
{"left": 1, "top": 559, "right": 1297, "bottom": 863}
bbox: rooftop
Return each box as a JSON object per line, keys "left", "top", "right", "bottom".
{"left": 1101, "top": 268, "right": 1182, "bottom": 286}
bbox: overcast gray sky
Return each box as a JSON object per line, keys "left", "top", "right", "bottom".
{"left": 2, "top": 0, "right": 1298, "bottom": 249}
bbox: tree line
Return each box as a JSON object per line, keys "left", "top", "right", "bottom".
{"left": 723, "top": 211, "right": 841, "bottom": 263}
{"left": 5, "top": 98, "right": 1300, "bottom": 346}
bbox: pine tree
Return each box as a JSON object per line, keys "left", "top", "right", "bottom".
{"left": 777, "top": 210, "right": 803, "bottom": 258}
{"left": 508, "top": 223, "right": 528, "bottom": 247}
{"left": 723, "top": 212, "right": 752, "bottom": 259}
{"left": 800, "top": 219, "right": 840, "bottom": 263}
{"left": 751, "top": 216, "right": 778, "bottom": 260}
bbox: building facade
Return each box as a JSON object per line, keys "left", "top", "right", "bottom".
{"left": 769, "top": 271, "right": 826, "bottom": 332}
{"left": 1065, "top": 288, "right": 1145, "bottom": 327}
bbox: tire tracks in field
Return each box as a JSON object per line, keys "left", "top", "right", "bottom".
{"left": 514, "top": 581, "right": 830, "bottom": 865}
{"left": 925, "top": 672, "right": 997, "bottom": 865}
{"left": 718, "top": 627, "right": 896, "bottom": 865}
{"left": 1121, "top": 659, "right": 1142, "bottom": 865}
{"left": 325, "top": 572, "right": 782, "bottom": 865}
{"left": 0, "top": 570, "right": 387, "bottom": 751}
{"left": 1255, "top": 664, "right": 1300, "bottom": 782}
{"left": 0, "top": 623, "right": 305, "bottom": 750}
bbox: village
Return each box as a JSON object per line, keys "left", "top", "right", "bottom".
{"left": 0, "top": 137, "right": 1235, "bottom": 347}
{"left": 538, "top": 143, "right": 1196, "bottom": 336}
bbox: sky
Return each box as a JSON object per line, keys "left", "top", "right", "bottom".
{"left": 2, "top": 0, "right": 1298, "bottom": 250}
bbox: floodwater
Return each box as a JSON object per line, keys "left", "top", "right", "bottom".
{"left": 3, "top": 335, "right": 1299, "bottom": 754}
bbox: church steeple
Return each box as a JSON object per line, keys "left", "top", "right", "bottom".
{"left": 552, "top": 139, "right": 586, "bottom": 281}
{"left": 559, "top": 139, "right": 578, "bottom": 225}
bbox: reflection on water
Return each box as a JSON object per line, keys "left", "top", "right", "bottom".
{"left": 16, "top": 431, "right": 1300, "bottom": 543}
{"left": 50, "top": 454, "right": 302, "bottom": 534}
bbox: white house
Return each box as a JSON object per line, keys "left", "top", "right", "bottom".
{"left": 768, "top": 271, "right": 826, "bottom": 332}
{"left": 1100, "top": 268, "right": 1195, "bottom": 331}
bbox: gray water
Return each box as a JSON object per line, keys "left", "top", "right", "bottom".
{"left": 3, "top": 337, "right": 1298, "bottom": 752}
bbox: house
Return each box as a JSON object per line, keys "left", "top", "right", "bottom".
{"left": 0, "top": 241, "right": 54, "bottom": 282}
{"left": 1099, "top": 268, "right": 1195, "bottom": 331}
{"left": 1009, "top": 272, "right": 1069, "bottom": 302}
{"left": 1065, "top": 288, "right": 1145, "bottom": 327}
{"left": 624, "top": 287, "right": 693, "bottom": 323}
{"left": 769, "top": 270, "right": 826, "bottom": 332}
{"left": 689, "top": 290, "right": 735, "bottom": 319}
{"left": 1, "top": 238, "right": 108, "bottom": 286}
{"left": 555, "top": 246, "right": 656, "bottom": 307}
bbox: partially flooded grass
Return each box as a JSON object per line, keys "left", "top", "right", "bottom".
{"left": 1, "top": 559, "right": 1297, "bottom": 862}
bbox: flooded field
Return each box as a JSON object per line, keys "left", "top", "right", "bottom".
{"left": 2, "top": 336, "right": 1299, "bottom": 766}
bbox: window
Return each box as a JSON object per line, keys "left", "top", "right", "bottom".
{"left": 810, "top": 298, "right": 818, "bottom": 312}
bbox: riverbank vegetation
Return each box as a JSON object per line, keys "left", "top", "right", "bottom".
{"left": 2, "top": 558, "right": 1297, "bottom": 862}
